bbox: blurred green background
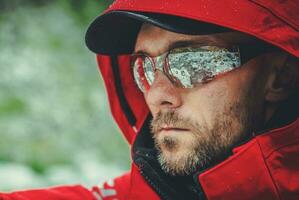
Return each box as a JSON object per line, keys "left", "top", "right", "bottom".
{"left": 0, "top": 0, "right": 131, "bottom": 191}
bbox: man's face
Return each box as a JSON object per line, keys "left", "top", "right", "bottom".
{"left": 134, "top": 24, "right": 271, "bottom": 175}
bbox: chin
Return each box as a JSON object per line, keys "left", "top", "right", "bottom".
{"left": 155, "top": 133, "right": 201, "bottom": 175}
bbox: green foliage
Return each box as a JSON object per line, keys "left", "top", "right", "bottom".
{"left": 57, "top": 0, "right": 114, "bottom": 25}
{"left": 0, "top": 97, "right": 27, "bottom": 116}
{"left": 0, "top": 0, "right": 130, "bottom": 190}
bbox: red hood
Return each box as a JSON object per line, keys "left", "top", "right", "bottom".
{"left": 95, "top": 0, "right": 299, "bottom": 145}
{"left": 91, "top": 0, "right": 299, "bottom": 56}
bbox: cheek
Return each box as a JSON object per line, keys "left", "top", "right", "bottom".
{"left": 144, "top": 91, "right": 156, "bottom": 115}
{"left": 181, "top": 84, "right": 229, "bottom": 129}
{"left": 180, "top": 70, "right": 253, "bottom": 129}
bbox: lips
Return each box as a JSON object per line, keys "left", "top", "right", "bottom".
{"left": 159, "top": 126, "right": 189, "bottom": 132}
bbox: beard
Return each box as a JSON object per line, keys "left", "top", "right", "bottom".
{"left": 150, "top": 94, "right": 263, "bottom": 176}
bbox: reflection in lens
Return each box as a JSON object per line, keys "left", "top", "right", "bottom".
{"left": 143, "top": 57, "right": 155, "bottom": 86}
{"left": 133, "top": 57, "right": 147, "bottom": 92}
{"left": 167, "top": 46, "right": 241, "bottom": 87}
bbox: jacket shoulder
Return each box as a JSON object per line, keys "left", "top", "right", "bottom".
{"left": 0, "top": 171, "right": 133, "bottom": 200}
{"left": 0, "top": 185, "right": 95, "bottom": 200}
{"left": 92, "top": 171, "right": 132, "bottom": 200}
{"left": 258, "top": 119, "right": 299, "bottom": 200}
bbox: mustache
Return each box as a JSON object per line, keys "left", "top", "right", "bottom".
{"left": 150, "top": 111, "right": 199, "bottom": 134}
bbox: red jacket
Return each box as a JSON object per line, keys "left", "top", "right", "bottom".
{"left": 1, "top": 0, "right": 299, "bottom": 199}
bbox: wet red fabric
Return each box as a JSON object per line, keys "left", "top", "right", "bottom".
{"left": 96, "top": 55, "right": 149, "bottom": 144}
{"left": 251, "top": 0, "right": 299, "bottom": 31}
{"left": 0, "top": 185, "right": 96, "bottom": 200}
{"left": 103, "top": 0, "right": 299, "bottom": 58}
{"left": 199, "top": 118, "right": 299, "bottom": 200}
{"left": 1, "top": 0, "right": 299, "bottom": 199}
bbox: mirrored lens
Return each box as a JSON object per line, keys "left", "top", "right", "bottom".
{"left": 167, "top": 46, "right": 241, "bottom": 87}
{"left": 133, "top": 56, "right": 155, "bottom": 92}
{"left": 143, "top": 56, "right": 155, "bottom": 85}
{"left": 133, "top": 56, "right": 147, "bottom": 92}
{"left": 132, "top": 46, "right": 241, "bottom": 92}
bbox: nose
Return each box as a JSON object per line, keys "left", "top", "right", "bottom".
{"left": 144, "top": 70, "right": 182, "bottom": 115}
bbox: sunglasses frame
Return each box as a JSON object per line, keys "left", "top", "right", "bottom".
{"left": 131, "top": 41, "right": 280, "bottom": 92}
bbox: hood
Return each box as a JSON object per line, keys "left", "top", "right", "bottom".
{"left": 88, "top": 0, "right": 299, "bottom": 145}
{"left": 86, "top": 0, "right": 299, "bottom": 56}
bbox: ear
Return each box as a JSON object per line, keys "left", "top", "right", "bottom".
{"left": 265, "top": 53, "right": 299, "bottom": 102}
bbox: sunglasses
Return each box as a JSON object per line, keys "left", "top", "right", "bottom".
{"left": 132, "top": 43, "right": 278, "bottom": 92}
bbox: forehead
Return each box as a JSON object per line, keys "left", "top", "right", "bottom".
{"left": 134, "top": 23, "right": 256, "bottom": 55}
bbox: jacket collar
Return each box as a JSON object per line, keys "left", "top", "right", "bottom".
{"left": 132, "top": 93, "right": 299, "bottom": 200}
{"left": 199, "top": 117, "right": 299, "bottom": 200}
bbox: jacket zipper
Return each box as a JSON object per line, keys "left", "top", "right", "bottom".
{"left": 139, "top": 168, "right": 172, "bottom": 200}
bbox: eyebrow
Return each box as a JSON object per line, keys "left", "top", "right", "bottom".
{"left": 167, "top": 40, "right": 206, "bottom": 50}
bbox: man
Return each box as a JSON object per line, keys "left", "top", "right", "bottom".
{"left": 1, "top": 0, "right": 299, "bottom": 200}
